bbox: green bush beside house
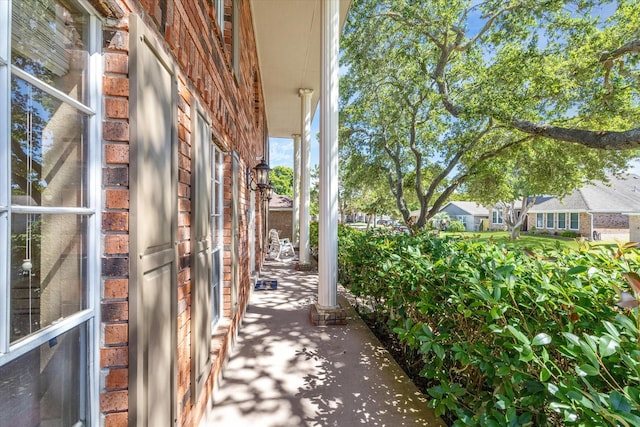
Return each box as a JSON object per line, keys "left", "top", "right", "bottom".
{"left": 335, "top": 228, "right": 640, "bottom": 426}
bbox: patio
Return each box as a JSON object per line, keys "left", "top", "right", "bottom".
{"left": 199, "top": 259, "right": 445, "bottom": 427}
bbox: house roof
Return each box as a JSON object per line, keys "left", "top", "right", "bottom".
{"left": 269, "top": 193, "right": 293, "bottom": 209}
{"left": 440, "top": 201, "right": 490, "bottom": 216}
{"left": 529, "top": 174, "right": 640, "bottom": 213}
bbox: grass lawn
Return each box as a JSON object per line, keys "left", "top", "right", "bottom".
{"left": 444, "top": 231, "right": 618, "bottom": 252}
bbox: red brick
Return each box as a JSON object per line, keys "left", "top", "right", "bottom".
{"left": 105, "top": 144, "right": 129, "bottom": 164}
{"left": 105, "top": 368, "right": 128, "bottom": 390}
{"left": 100, "top": 347, "right": 128, "bottom": 368}
{"left": 101, "top": 390, "right": 128, "bottom": 412}
{"left": 106, "top": 189, "right": 129, "bottom": 209}
{"left": 102, "top": 301, "right": 129, "bottom": 322}
{"left": 104, "top": 279, "right": 128, "bottom": 300}
{"left": 103, "top": 212, "right": 129, "bottom": 232}
{"left": 104, "top": 121, "right": 129, "bottom": 142}
{"left": 104, "top": 52, "right": 129, "bottom": 74}
{"left": 104, "top": 411, "right": 128, "bottom": 427}
{"left": 105, "top": 234, "right": 129, "bottom": 255}
{"left": 103, "top": 76, "right": 129, "bottom": 97}
{"left": 105, "top": 324, "right": 128, "bottom": 345}
{"left": 105, "top": 98, "right": 129, "bottom": 119}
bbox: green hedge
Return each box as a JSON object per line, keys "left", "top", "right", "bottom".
{"left": 339, "top": 231, "right": 640, "bottom": 426}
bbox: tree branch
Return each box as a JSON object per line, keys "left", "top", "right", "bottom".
{"left": 509, "top": 120, "right": 640, "bottom": 150}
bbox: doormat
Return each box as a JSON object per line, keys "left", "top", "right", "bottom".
{"left": 255, "top": 279, "right": 278, "bottom": 291}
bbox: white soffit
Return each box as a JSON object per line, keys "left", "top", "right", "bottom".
{"left": 250, "top": 0, "right": 352, "bottom": 139}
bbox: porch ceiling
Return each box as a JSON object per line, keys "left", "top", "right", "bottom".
{"left": 250, "top": 0, "right": 352, "bottom": 139}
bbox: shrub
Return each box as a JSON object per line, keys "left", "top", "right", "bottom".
{"left": 559, "top": 230, "right": 581, "bottom": 238}
{"left": 339, "top": 232, "right": 640, "bottom": 426}
{"left": 447, "top": 220, "right": 466, "bottom": 233}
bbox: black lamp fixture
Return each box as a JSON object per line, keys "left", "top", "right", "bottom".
{"left": 247, "top": 158, "right": 271, "bottom": 198}
{"left": 264, "top": 182, "right": 274, "bottom": 201}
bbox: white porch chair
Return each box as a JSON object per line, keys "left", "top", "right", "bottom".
{"left": 268, "top": 229, "right": 296, "bottom": 260}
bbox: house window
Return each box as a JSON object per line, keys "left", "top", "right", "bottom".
{"left": 214, "top": 0, "right": 225, "bottom": 33}
{"left": 232, "top": 0, "right": 240, "bottom": 77}
{"left": 546, "top": 213, "right": 555, "bottom": 229}
{"left": 1, "top": 0, "right": 100, "bottom": 425}
{"left": 570, "top": 213, "right": 579, "bottom": 230}
{"left": 492, "top": 209, "right": 503, "bottom": 224}
{"left": 536, "top": 213, "right": 544, "bottom": 228}
{"left": 558, "top": 213, "right": 566, "bottom": 229}
{"left": 211, "top": 145, "right": 224, "bottom": 328}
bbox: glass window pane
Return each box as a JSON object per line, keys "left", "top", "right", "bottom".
{"left": 0, "top": 324, "right": 87, "bottom": 427}
{"left": 10, "top": 214, "right": 87, "bottom": 342}
{"left": 12, "top": 0, "right": 89, "bottom": 103}
{"left": 11, "top": 76, "right": 88, "bottom": 208}
{"left": 570, "top": 213, "right": 579, "bottom": 229}
{"left": 546, "top": 213, "right": 554, "bottom": 228}
{"left": 536, "top": 213, "right": 543, "bottom": 228}
{"left": 558, "top": 213, "right": 566, "bottom": 229}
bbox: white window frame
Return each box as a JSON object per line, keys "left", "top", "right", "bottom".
{"left": 214, "top": 0, "right": 225, "bottom": 35}
{"left": 492, "top": 209, "right": 503, "bottom": 224}
{"left": 546, "top": 212, "right": 555, "bottom": 229}
{"left": 0, "top": 1, "right": 102, "bottom": 424}
{"left": 536, "top": 213, "right": 544, "bottom": 228}
{"left": 211, "top": 145, "right": 224, "bottom": 329}
{"left": 569, "top": 212, "right": 579, "bottom": 230}
{"left": 558, "top": 212, "right": 566, "bottom": 229}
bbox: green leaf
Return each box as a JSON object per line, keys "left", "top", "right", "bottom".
{"left": 562, "top": 332, "right": 581, "bottom": 346}
{"left": 567, "top": 265, "right": 588, "bottom": 275}
{"left": 598, "top": 336, "right": 619, "bottom": 358}
{"left": 576, "top": 364, "right": 599, "bottom": 376}
{"left": 540, "top": 367, "right": 551, "bottom": 382}
{"left": 610, "top": 390, "right": 631, "bottom": 412}
{"left": 507, "top": 325, "right": 530, "bottom": 345}
{"left": 433, "top": 343, "right": 445, "bottom": 360}
{"left": 532, "top": 333, "right": 552, "bottom": 346}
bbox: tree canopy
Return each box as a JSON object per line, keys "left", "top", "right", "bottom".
{"left": 270, "top": 166, "right": 294, "bottom": 198}
{"left": 339, "top": 0, "right": 639, "bottom": 227}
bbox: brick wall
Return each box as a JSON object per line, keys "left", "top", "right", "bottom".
{"left": 99, "top": 0, "right": 267, "bottom": 426}
{"left": 269, "top": 210, "right": 294, "bottom": 241}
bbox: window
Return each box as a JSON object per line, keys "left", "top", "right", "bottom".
{"left": 536, "top": 213, "right": 544, "bottom": 228}
{"left": 558, "top": 213, "right": 566, "bottom": 229}
{"left": 492, "top": 209, "right": 503, "bottom": 224}
{"left": 570, "top": 213, "right": 579, "bottom": 230}
{"left": 1, "top": 1, "right": 100, "bottom": 425}
{"left": 211, "top": 146, "right": 224, "bottom": 327}
{"left": 232, "top": 0, "right": 240, "bottom": 77}
{"left": 214, "top": 0, "right": 225, "bottom": 37}
{"left": 546, "top": 213, "right": 555, "bottom": 229}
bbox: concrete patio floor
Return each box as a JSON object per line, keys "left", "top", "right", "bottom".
{"left": 200, "top": 258, "right": 445, "bottom": 427}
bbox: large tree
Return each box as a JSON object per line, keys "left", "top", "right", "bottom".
{"left": 340, "top": 0, "right": 639, "bottom": 227}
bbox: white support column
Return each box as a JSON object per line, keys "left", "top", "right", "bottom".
{"left": 298, "top": 88, "right": 313, "bottom": 266}
{"left": 318, "top": 0, "right": 339, "bottom": 309}
{"left": 292, "top": 134, "right": 301, "bottom": 246}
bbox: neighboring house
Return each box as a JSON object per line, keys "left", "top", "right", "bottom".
{"left": 439, "top": 201, "right": 490, "bottom": 231}
{"left": 269, "top": 193, "right": 294, "bottom": 241}
{"left": 527, "top": 174, "right": 640, "bottom": 241}
{"left": 1, "top": 1, "right": 350, "bottom": 426}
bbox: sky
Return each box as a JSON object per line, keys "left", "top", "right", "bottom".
{"left": 269, "top": 105, "right": 320, "bottom": 169}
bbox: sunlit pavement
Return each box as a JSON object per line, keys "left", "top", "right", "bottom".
{"left": 200, "top": 258, "right": 445, "bottom": 427}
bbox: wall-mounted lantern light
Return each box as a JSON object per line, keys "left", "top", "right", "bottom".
{"left": 247, "top": 159, "right": 271, "bottom": 198}
{"left": 264, "top": 182, "right": 274, "bottom": 201}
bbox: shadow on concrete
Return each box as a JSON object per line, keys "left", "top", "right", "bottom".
{"left": 200, "top": 259, "right": 445, "bottom": 427}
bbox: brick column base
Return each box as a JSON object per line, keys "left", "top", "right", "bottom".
{"left": 309, "top": 302, "right": 348, "bottom": 326}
